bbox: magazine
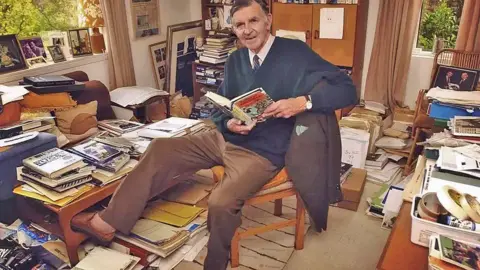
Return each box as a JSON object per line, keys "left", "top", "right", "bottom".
{"left": 72, "top": 141, "right": 122, "bottom": 163}
{"left": 438, "top": 234, "right": 480, "bottom": 270}
{"left": 204, "top": 87, "right": 274, "bottom": 125}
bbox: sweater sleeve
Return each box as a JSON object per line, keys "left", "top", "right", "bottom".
{"left": 210, "top": 61, "right": 232, "bottom": 133}
{"left": 294, "top": 42, "right": 358, "bottom": 113}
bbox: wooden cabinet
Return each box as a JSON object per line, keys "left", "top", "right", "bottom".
{"left": 272, "top": 4, "right": 313, "bottom": 47}
{"left": 271, "top": 1, "right": 369, "bottom": 95}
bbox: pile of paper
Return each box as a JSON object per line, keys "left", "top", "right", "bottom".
{"left": 110, "top": 86, "right": 169, "bottom": 107}
{"left": 426, "top": 87, "right": 480, "bottom": 106}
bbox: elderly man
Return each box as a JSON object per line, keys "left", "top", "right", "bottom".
{"left": 71, "top": 0, "right": 356, "bottom": 269}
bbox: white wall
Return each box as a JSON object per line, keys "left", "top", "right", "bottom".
{"left": 404, "top": 55, "right": 435, "bottom": 108}
{"left": 360, "top": 0, "right": 434, "bottom": 109}
{"left": 125, "top": 0, "right": 202, "bottom": 89}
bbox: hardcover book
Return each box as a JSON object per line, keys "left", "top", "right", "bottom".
{"left": 23, "top": 75, "right": 75, "bottom": 87}
{"left": 205, "top": 87, "right": 274, "bottom": 125}
{"left": 22, "top": 148, "right": 85, "bottom": 179}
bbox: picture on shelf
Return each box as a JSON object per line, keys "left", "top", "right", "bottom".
{"left": 47, "top": 45, "right": 67, "bottom": 63}
{"left": 149, "top": 41, "right": 167, "bottom": 90}
{"left": 19, "top": 37, "right": 47, "bottom": 59}
{"left": 0, "top": 34, "right": 27, "bottom": 74}
{"left": 26, "top": 56, "right": 47, "bottom": 67}
{"left": 166, "top": 20, "right": 203, "bottom": 96}
{"left": 68, "top": 28, "right": 93, "bottom": 57}
{"left": 52, "top": 37, "right": 65, "bottom": 47}
{"left": 431, "top": 65, "right": 480, "bottom": 91}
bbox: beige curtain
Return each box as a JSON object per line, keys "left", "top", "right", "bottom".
{"left": 363, "top": 0, "right": 422, "bottom": 110}
{"left": 455, "top": 0, "right": 480, "bottom": 52}
{"left": 100, "top": 0, "right": 136, "bottom": 89}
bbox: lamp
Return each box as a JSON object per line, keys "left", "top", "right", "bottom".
{"left": 81, "top": 0, "right": 105, "bottom": 54}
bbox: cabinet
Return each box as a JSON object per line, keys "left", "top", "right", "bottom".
{"left": 272, "top": 1, "right": 369, "bottom": 96}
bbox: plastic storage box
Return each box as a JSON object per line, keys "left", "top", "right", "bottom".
{"left": 410, "top": 195, "right": 480, "bottom": 247}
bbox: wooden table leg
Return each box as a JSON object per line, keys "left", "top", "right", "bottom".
{"left": 58, "top": 211, "right": 88, "bottom": 266}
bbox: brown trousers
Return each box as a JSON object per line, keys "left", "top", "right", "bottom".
{"left": 100, "top": 129, "right": 278, "bottom": 270}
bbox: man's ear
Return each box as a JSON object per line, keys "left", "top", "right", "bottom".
{"left": 266, "top": 13, "right": 273, "bottom": 30}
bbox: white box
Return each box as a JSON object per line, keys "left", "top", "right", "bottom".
{"left": 410, "top": 195, "right": 480, "bottom": 247}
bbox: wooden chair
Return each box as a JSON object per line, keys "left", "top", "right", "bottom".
{"left": 210, "top": 166, "right": 305, "bottom": 268}
{"left": 209, "top": 109, "right": 343, "bottom": 268}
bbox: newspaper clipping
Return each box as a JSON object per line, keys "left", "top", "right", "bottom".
{"left": 131, "top": 0, "right": 160, "bottom": 38}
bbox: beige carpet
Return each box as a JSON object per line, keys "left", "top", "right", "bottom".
{"left": 174, "top": 182, "right": 389, "bottom": 270}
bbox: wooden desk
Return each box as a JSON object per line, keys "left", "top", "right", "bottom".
{"left": 17, "top": 181, "right": 121, "bottom": 265}
{"left": 377, "top": 202, "right": 429, "bottom": 270}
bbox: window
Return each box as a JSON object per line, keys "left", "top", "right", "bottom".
{"left": 0, "top": 0, "right": 81, "bottom": 38}
{"left": 415, "top": 0, "right": 464, "bottom": 52}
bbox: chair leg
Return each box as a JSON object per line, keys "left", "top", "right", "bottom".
{"left": 294, "top": 194, "right": 305, "bottom": 250}
{"left": 274, "top": 199, "right": 283, "bottom": 216}
{"left": 230, "top": 231, "right": 240, "bottom": 268}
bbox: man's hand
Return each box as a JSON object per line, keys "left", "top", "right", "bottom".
{"left": 261, "top": 96, "right": 307, "bottom": 119}
{"left": 227, "top": 119, "right": 257, "bottom": 135}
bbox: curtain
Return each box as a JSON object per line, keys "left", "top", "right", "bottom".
{"left": 99, "top": 0, "right": 136, "bottom": 89}
{"left": 455, "top": 0, "right": 480, "bottom": 52}
{"left": 363, "top": 0, "right": 422, "bottom": 110}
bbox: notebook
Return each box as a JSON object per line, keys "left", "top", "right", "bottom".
{"left": 142, "top": 200, "right": 205, "bottom": 227}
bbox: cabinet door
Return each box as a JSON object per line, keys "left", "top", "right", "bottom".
{"left": 272, "top": 3, "right": 313, "bottom": 47}
{"left": 311, "top": 4, "right": 357, "bottom": 67}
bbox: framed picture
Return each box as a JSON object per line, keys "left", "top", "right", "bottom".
{"left": 166, "top": 20, "right": 203, "bottom": 96}
{"left": 149, "top": 41, "right": 167, "bottom": 90}
{"left": 431, "top": 65, "right": 480, "bottom": 91}
{"left": 0, "top": 34, "right": 27, "bottom": 74}
{"left": 47, "top": 45, "right": 66, "bottom": 63}
{"left": 68, "top": 28, "right": 93, "bottom": 57}
{"left": 19, "top": 36, "right": 47, "bottom": 60}
{"left": 131, "top": 0, "right": 160, "bottom": 39}
{"left": 26, "top": 56, "right": 47, "bottom": 67}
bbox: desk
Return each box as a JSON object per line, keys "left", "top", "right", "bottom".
{"left": 377, "top": 202, "right": 429, "bottom": 270}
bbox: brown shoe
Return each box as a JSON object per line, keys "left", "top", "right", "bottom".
{"left": 71, "top": 212, "right": 114, "bottom": 246}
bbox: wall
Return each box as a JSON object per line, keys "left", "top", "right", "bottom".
{"left": 125, "top": 0, "right": 202, "bottom": 89}
{"left": 403, "top": 55, "right": 435, "bottom": 108}
{"left": 360, "top": 0, "right": 434, "bottom": 109}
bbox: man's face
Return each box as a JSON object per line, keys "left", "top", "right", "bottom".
{"left": 447, "top": 71, "right": 453, "bottom": 77}
{"left": 462, "top": 73, "right": 468, "bottom": 80}
{"left": 232, "top": 2, "right": 272, "bottom": 53}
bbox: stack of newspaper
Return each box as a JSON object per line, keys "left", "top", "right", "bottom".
{"left": 14, "top": 148, "right": 95, "bottom": 207}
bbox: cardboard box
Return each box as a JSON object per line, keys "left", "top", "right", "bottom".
{"left": 331, "top": 168, "right": 367, "bottom": 211}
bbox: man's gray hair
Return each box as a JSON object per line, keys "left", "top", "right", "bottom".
{"left": 230, "top": 0, "right": 269, "bottom": 18}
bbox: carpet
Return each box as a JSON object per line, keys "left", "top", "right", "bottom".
{"left": 174, "top": 196, "right": 310, "bottom": 270}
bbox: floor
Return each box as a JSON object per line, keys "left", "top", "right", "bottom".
{"left": 284, "top": 182, "right": 390, "bottom": 270}
{"left": 175, "top": 181, "right": 390, "bottom": 270}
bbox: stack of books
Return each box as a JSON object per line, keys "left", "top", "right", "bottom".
{"left": 195, "top": 65, "right": 224, "bottom": 87}
{"left": 0, "top": 117, "right": 55, "bottom": 139}
{"left": 14, "top": 148, "right": 95, "bottom": 207}
{"left": 98, "top": 119, "right": 144, "bottom": 136}
{"left": 199, "top": 36, "right": 235, "bottom": 65}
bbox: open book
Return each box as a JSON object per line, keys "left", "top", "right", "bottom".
{"left": 205, "top": 87, "right": 274, "bottom": 125}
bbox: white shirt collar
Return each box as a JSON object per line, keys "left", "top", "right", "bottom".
{"left": 248, "top": 34, "right": 275, "bottom": 69}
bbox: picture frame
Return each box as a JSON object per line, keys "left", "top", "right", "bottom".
{"left": 166, "top": 20, "right": 204, "bottom": 96}
{"left": 149, "top": 41, "right": 167, "bottom": 90}
{"left": 19, "top": 36, "right": 47, "bottom": 60}
{"left": 0, "top": 34, "right": 27, "bottom": 74}
{"left": 431, "top": 65, "right": 480, "bottom": 91}
{"left": 67, "top": 28, "right": 93, "bottom": 57}
{"left": 26, "top": 56, "right": 47, "bottom": 67}
{"left": 47, "top": 45, "right": 67, "bottom": 63}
